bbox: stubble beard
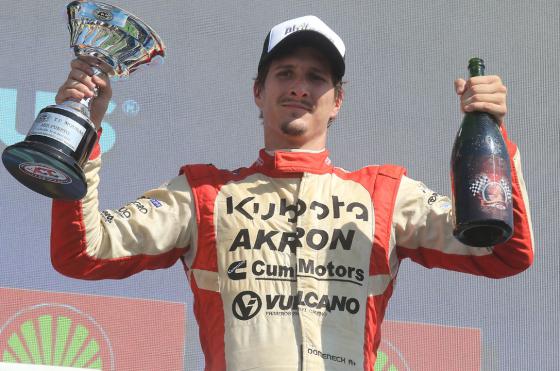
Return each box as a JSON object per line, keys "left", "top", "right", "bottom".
{"left": 280, "top": 115, "right": 307, "bottom": 137}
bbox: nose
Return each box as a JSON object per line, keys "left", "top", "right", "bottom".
{"left": 289, "top": 78, "right": 309, "bottom": 98}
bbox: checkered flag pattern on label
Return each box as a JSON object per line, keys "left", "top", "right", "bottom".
{"left": 469, "top": 175, "right": 512, "bottom": 202}
{"left": 469, "top": 175, "right": 489, "bottom": 196}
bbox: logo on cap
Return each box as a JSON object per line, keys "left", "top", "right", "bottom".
{"left": 284, "top": 23, "right": 310, "bottom": 35}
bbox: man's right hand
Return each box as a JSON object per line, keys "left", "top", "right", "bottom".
{"left": 55, "top": 58, "right": 112, "bottom": 130}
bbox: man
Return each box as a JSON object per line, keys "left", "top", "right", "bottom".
{"left": 51, "top": 15, "right": 533, "bottom": 371}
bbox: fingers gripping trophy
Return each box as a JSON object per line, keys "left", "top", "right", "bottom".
{"left": 2, "top": 1, "right": 165, "bottom": 200}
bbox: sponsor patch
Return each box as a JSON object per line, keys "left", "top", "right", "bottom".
{"left": 232, "top": 291, "right": 262, "bottom": 321}
{"left": 307, "top": 347, "right": 354, "bottom": 366}
{"left": 100, "top": 210, "right": 115, "bottom": 223}
{"left": 228, "top": 227, "right": 355, "bottom": 254}
{"left": 227, "top": 261, "right": 247, "bottom": 280}
{"left": 232, "top": 290, "right": 360, "bottom": 320}
{"left": 228, "top": 258, "right": 364, "bottom": 285}
{"left": 149, "top": 198, "right": 163, "bottom": 208}
{"left": 226, "top": 195, "right": 369, "bottom": 222}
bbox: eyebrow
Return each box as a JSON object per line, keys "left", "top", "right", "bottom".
{"left": 272, "top": 63, "right": 330, "bottom": 75}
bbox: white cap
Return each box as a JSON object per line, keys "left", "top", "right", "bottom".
{"left": 258, "top": 15, "right": 346, "bottom": 80}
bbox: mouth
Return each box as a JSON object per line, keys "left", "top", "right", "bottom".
{"left": 280, "top": 100, "right": 312, "bottom": 112}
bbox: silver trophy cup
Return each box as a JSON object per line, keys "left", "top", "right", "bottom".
{"left": 2, "top": 1, "right": 165, "bottom": 200}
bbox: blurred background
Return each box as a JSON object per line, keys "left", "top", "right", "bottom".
{"left": 0, "top": 1, "right": 558, "bottom": 369}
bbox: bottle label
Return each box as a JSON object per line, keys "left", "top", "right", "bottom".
{"left": 452, "top": 131, "right": 514, "bottom": 227}
{"left": 467, "top": 156, "right": 512, "bottom": 211}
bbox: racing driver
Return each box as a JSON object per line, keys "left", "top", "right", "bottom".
{"left": 50, "top": 15, "right": 534, "bottom": 371}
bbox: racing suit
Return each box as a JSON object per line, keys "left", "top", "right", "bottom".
{"left": 50, "top": 128, "right": 534, "bottom": 371}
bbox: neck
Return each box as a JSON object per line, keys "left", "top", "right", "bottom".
{"left": 264, "top": 133, "right": 327, "bottom": 152}
{"left": 265, "top": 148, "right": 325, "bottom": 155}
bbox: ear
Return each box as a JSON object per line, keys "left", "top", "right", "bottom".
{"left": 329, "top": 88, "right": 344, "bottom": 120}
{"left": 253, "top": 81, "right": 263, "bottom": 109}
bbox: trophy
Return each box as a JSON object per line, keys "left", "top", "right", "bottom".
{"left": 1, "top": 1, "right": 165, "bottom": 200}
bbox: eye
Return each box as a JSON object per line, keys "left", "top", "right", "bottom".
{"left": 309, "top": 73, "right": 327, "bottom": 82}
{"left": 276, "top": 69, "right": 293, "bottom": 78}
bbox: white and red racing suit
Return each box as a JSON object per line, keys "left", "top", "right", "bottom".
{"left": 51, "top": 129, "right": 534, "bottom": 371}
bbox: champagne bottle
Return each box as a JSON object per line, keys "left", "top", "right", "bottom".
{"left": 450, "top": 58, "right": 513, "bottom": 247}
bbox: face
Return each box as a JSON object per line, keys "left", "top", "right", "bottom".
{"left": 254, "top": 47, "right": 343, "bottom": 150}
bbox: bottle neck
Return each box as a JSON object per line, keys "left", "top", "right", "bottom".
{"left": 468, "top": 57, "right": 485, "bottom": 77}
{"left": 469, "top": 65, "right": 485, "bottom": 77}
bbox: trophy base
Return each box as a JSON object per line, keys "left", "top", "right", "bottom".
{"left": 2, "top": 141, "right": 87, "bottom": 200}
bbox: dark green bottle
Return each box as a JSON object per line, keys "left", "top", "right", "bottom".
{"left": 450, "top": 58, "right": 513, "bottom": 247}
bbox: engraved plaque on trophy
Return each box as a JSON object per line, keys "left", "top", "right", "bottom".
{"left": 2, "top": 1, "right": 165, "bottom": 200}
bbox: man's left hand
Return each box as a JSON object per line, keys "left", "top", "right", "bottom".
{"left": 454, "top": 75, "right": 507, "bottom": 125}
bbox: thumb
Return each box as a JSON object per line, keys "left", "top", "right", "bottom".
{"left": 454, "top": 78, "right": 466, "bottom": 95}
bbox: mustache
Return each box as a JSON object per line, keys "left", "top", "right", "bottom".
{"left": 279, "top": 98, "right": 313, "bottom": 110}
